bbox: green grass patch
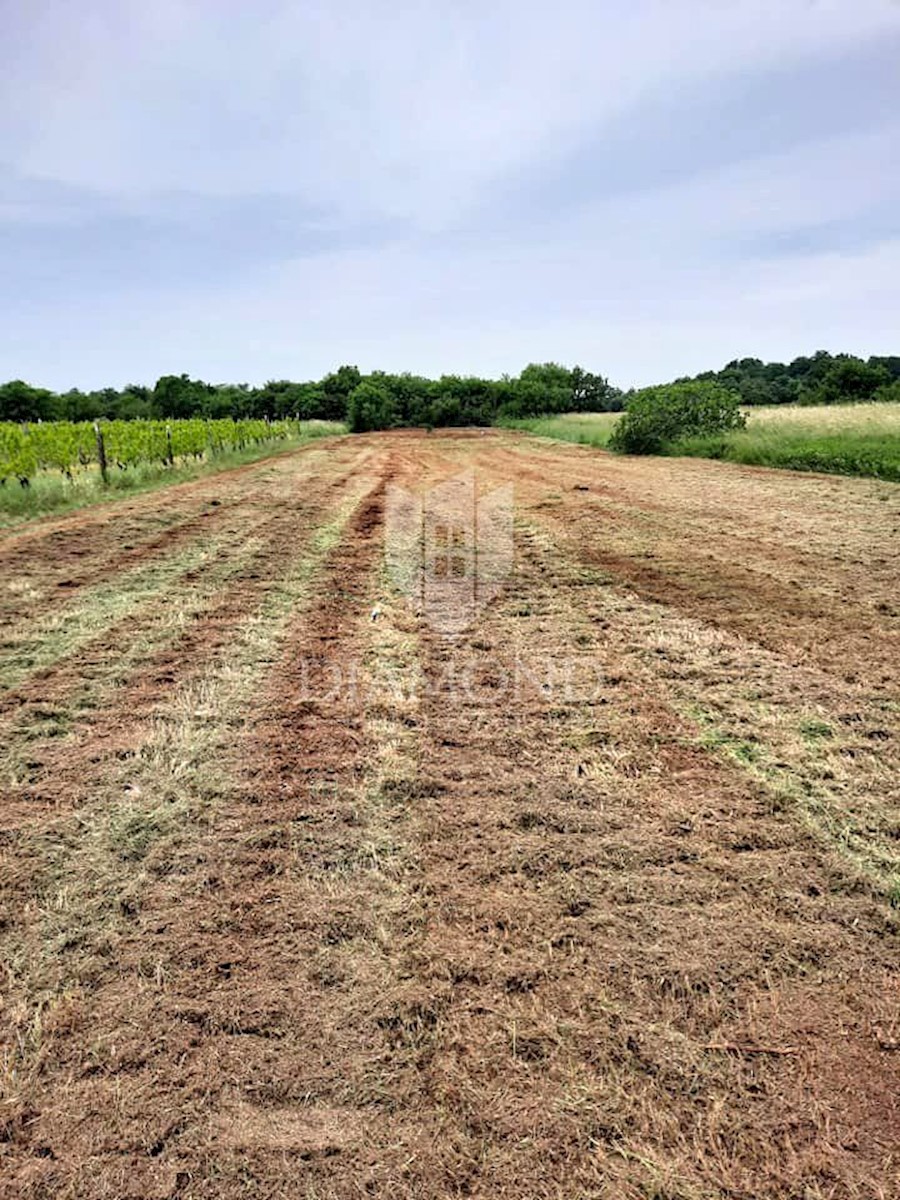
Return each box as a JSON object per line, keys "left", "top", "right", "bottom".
{"left": 500, "top": 412, "right": 621, "bottom": 448}
{"left": 799, "top": 719, "right": 834, "bottom": 742}
{"left": 687, "top": 702, "right": 900, "bottom": 899}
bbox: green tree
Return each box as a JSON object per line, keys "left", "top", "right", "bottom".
{"left": 869, "top": 355, "right": 900, "bottom": 382}
{"left": 517, "top": 363, "right": 572, "bottom": 413}
{"left": 803, "top": 357, "right": 890, "bottom": 405}
{"left": 116, "top": 384, "right": 155, "bottom": 420}
{"left": 874, "top": 378, "right": 900, "bottom": 404}
{"left": 610, "top": 381, "right": 745, "bottom": 455}
{"left": 571, "top": 366, "right": 621, "bottom": 411}
{"left": 0, "top": 380, "right": 58, "bottom": 422}
{"left": 347, "top": 379, "right": 398, "bottom": 432}
{"left": 153, "top": 374, "right": 212, "bottom": 419}
{"left": 57, "top": 389, "right": 102, "bottom": 422}
{"left": 321, "top": 365, "right": 362, "bottom": 421}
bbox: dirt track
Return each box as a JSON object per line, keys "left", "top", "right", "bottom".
{"left": 1, "top": 430, "right": 898, "bottom": 1199}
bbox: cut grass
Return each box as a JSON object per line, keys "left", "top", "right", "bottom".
{"left": 0, "top": 535, "right": 267, "bottom": 785}
{"left": 0, "top": 531, "right": 238, "bottom": 692}
{"left": 0, "top": 420, "right": 346, "bottom": 528}
{"left": 519, "top": 516, "right": 900, "bottom": 899}
{"left": 2, "top": 430, "right": 898, "bottom": 1198}
{"left": 0, "top": 480, "right": 376, "bottom": 1103}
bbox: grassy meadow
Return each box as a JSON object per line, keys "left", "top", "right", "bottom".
{"left": 678, "top": 401, "right": 900, "bottom": 480}
{"left": 500, "top": 411, "right": 621, "bottom": 448}
{"left": 510, "top": 402, "right": 900, "bottom": 481}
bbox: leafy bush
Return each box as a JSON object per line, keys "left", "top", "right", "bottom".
{"left": 610, "top": 381, "right": 745, "bottom": 455}
{"left": 347, "top": 379, "right": 399, "bottom": 432}
{"left": 875, "top": 379, "right": 900, "bottom": 404}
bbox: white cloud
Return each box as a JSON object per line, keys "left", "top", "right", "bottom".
{"left": 8, "top": 0, "right": 900, "bottom": 218}
{"left": 2, "top": 0, "right": 900, "bottom": 388}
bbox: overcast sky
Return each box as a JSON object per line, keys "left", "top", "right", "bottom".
{"left": 2, "top": 0, "right": 899, "bottom": 391}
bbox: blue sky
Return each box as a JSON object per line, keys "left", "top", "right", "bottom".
{"left": 2, "top": 0, "right": 899, "bottom": 390}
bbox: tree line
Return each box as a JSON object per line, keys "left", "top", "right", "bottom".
{"left": 0, "top": 364, "right": 619, "bottom": 429}
{"left": 2, "top": 351, "right": 899, "bottom": 430}
{"left": 680, "top": 351, "right": 900, "bottom": 407}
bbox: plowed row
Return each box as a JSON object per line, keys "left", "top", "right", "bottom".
{"left": 1, "top": 430, "right": 898, "bottom": 1200}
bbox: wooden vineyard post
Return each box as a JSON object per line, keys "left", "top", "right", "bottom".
{"left": 166, "top": 424, "right": 175, "bottom": 466}
{"left": 94, "top": 421, "right": 108, "bottom": 485}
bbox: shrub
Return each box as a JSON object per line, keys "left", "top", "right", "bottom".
{"left": 610, "top": 381, "right": 745, "bottom": 455}
{"left": 347, "top": 380, "right": 398, "bottom": 432}
{"left": 875, "top": 379, "right": 900, "bottom": 404}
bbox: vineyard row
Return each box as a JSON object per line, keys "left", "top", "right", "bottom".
{"left": 0, "top": 418, "right": 305, "bottom": 484}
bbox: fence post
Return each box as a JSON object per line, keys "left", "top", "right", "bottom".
{"left": 94, "top": 422, "right": 108, "bottom": 484}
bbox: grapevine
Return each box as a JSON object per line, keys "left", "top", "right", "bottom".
{"left": 0, "top": 418, "right": 301, "bottom": 485}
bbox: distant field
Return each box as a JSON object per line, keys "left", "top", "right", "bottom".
{"left": 510, "top": 402, "right": 900, "bottom": 481}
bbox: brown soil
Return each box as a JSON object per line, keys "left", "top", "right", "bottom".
{"left": 0, "top": 431, "right": 898, "bottom": 1199}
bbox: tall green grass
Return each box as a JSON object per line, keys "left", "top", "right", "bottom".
{"left": 500, "top": 412, "right": 620, "bottom": 448}
{"left": 0, "top": 421, "right": 346, "bottom": 528}
{"left": 504, "top": 404, "right": 900, "bottom": 482}
{"left": 672, "top": 403, "right": 900, "bottom": 482}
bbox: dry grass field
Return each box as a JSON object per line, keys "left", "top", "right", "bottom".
{"left": 747, "top": 401, "right": 900, "bottom": 433}
{"left": 514, "top": 402, "right": 900, "bottom": 481}
{"left": 0, "top": 429, "right": 898, "bottom": 1199}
